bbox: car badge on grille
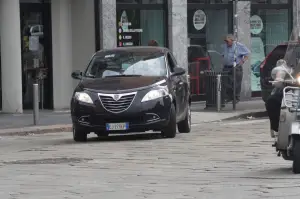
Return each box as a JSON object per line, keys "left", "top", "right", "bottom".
{"left": 113, "top": 94, "right": 121, "bottom": 101}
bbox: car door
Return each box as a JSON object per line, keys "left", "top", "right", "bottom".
{"left": 170, "top": 53, "right": 189, "bottom": 116}
{"left": 167, "top": 52, "right": 185, "bottom": 118}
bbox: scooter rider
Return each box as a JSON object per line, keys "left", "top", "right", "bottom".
{"left": 265, "top": 86, "right": 283, "bottom": 139}
{"left": 266, "top": 57, "right": 296, "bottom": 140}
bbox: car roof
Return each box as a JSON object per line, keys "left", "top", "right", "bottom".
{"left": 95, "top": 46, "right": 169, "bottom": 55}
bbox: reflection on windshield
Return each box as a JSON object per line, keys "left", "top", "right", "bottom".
{"left": 85, "top": 53, "right": 167, "bottom": 78}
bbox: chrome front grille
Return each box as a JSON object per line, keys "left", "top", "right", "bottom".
{"left": 98, "top": 92, "right": 136, "bottom": 113}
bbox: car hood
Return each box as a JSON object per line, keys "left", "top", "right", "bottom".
{"left": 79, "top": 76, "right": 166, "bottom": 92}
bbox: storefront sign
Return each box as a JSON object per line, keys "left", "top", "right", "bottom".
{"left": 250, "top": 15, "right": 263, "bottom": 35}
{"left": 193, "top": 10, "right": 206, "bottom": 31}
{"left": 118, "top": 21, "right": 142, "bottom": 47}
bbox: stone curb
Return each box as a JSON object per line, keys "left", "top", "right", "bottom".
{"left": 222, "top": 111, "right": 268, "bottom": 121}
{"left": 0, "top": 124, "right": 72, "bottom": 137}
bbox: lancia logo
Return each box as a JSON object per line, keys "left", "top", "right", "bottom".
{"left": 113, "top": 94, "right": 121, "bottom": 101}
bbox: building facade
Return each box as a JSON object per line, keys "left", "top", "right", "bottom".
{"left": 0, "top": 0, "right": 297, "bottom": 113}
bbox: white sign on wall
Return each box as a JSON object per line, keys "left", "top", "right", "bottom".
{"left": 193, "top": 10, "right": 206, "bottom": 31}
{"left": 250, "top": 15, "right": 263, "bottom": 35}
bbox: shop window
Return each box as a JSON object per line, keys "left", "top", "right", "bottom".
{"left": 117, "top": 0, "right": 139, "bottom": 3}
{"left": 251, "top": 0, "right": 288, "bottom": 4}
{"left": 250, "top": 2, "right": 292, "bottom": 92}
{"left": 142, "top": 0, "right": 163, "bottom": 3}
{"left": 116, "top": 1, "right": 167, "bottom": 47}
{"left": 188, "top": 8, "right": 232, "bottom": 71}
{"left": 187, "top": 0, "right": 230, "bottom": 3}
{"left": 187, "top": 2, "right": 232, "bottom": 101}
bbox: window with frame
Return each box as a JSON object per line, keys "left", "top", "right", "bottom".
{"left": 116, "top": 0, "right": 167, "bottom": 47}
{"left": 250, "top": 1, "right": 292, "bottom": 92}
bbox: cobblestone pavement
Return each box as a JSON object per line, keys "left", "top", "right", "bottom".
{"left": 0, "top": 119, "right": 300, "bottom": 199}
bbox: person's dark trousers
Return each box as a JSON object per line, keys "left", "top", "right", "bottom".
{"left": 223, "top": 65, "right": 243, "bottom": 101}
{"left": 265, "top": 90, "right": 283, "bottom": 132}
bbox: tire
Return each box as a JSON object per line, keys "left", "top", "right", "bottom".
{"left": 177, "top": 103, "right": 191, "bottom": 133}
{"left": 293, "top": 139, "right": 300, "bottom": 174}
{"left": 73, "top": 127, "right": 88, "bottom": 142}
{"left": 161, "top": 103, "right": 177, "bottom": 138}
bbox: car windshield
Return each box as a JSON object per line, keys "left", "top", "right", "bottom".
{"left": 84, "top": 51, "right": 167, "bottom": 78}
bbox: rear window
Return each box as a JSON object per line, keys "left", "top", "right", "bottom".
{"left": 261, "top": 45, "right": 287, "bottom": 87}
{"left": 264, "top": 45, "right": 287, "bottom": 71}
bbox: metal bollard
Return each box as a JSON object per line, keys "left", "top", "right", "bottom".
{"left": 33, "top": 83, "right": 39, "bottom": 125}
{"left": 233, "top": 65, "right": 236, "bottom": 110}
{"left": 216, "top": 74, "right": 222, "bottom": 112}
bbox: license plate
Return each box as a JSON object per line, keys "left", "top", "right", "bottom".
{"left": 106, "top": 123, "right": 129, "bottom": 131}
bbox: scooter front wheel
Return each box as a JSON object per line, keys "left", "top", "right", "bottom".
{"left": 292, "top": 139, "right": 300, "bottom": 174}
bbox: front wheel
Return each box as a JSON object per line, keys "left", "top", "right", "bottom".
{"left": 292, "top": 139, "right": 300, "bottom": 174}
{"left": 161, "top": 104, "right": 177, "bottom": 138}
{"left": 177, "top": 104, "right": 191, "bottom": 133}
{"left": 73, "top": 127, "right": 88, "bottom": 142}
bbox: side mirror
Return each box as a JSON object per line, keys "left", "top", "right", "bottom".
{"left": 171, "top": 67, "right": 186, "bottom": 76}
{"left": 71, "top": 70, "right": 82, "bottom": 80}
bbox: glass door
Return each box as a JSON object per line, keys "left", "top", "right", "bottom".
{"left": 187, "top": 3, "right": 233, "bottom": 101}
{"left": 20, "top": 3, "right": 53, "bottom": 109}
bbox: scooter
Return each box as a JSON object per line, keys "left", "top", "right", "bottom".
{"left": 270, "top": 59, "right": 300, "bottom": 174}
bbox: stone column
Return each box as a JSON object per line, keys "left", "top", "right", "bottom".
{"left": 71, "top": 0, "right": 95, "bottom": 90}
{"left": 168, "top": 0, "right": 188, "bottom": 70}
{"left": 236, "top": 1, "right": 251, "bottom": 100}
{"left": 0, "top": 0, "right": 23, "bottom": 113}
{"left": 51, "top": 0, "right": 73, "bottom": 109}
{"left": 100, "top": 0, "right": 117, "bottom": 49}
{"left": 293, "top": 0, "right": 300, "bottom": 28}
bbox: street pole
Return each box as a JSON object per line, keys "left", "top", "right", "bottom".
{"left": 232, "top": 0, "right": 238, "bottom": 111}
{"left": 33, "top": 83, "right": 39, "bottom": 125}
{"left": 216, "top": 74, "right": 221, "bottom": 112}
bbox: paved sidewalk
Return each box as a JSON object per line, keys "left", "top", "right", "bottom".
{"left": 0, "top": 99, "right": 266, "bottom": 136}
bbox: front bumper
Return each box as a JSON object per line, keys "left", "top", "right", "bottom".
{"left": 71, "top": 96, "right": 172, "bottom": 133}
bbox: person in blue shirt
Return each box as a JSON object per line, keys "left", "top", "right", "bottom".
{"left": 222, "top": 34, "right": 250, "bottom": 103}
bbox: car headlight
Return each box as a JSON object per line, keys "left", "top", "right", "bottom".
{"left": 297, "top": 76, "right": 300, "bottom": 85}
{"left": 74, "top": 92, "right": 93, "bottom": 104}
{"left": 141, "top": 86, "right": 169, "bottom": 102}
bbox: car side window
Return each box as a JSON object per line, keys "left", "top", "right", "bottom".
{"left": 167, "top": 53, "right": 177, "bottom": 73}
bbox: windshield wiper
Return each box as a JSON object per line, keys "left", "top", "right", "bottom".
{"left": 105, "top": 74, "right": 142, "bottom": 77}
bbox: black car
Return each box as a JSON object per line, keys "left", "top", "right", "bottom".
{"left": 70, "top": 46, "right": 191, "bottom": 142}
{"left": 260, "top": 43, "right": 290, "bottom": 102}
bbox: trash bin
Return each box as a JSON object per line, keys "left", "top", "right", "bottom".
{"left": 204, "top": 70, "right": 228, "bottom": 109}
